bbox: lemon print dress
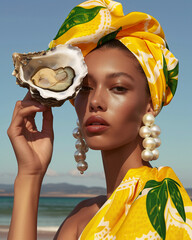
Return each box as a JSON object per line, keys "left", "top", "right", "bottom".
{"left": 48, "top": 0, "right": 192, "bottom": 239}
{"left": 78, "top": 166, "right": 192, "bottom": 240}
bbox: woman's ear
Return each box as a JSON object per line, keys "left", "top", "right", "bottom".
{"left": 146, "top": 98, "right": 156, "bottom": 116}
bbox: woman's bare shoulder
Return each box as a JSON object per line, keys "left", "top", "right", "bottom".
{"left": 54, "top": 195, "right": 107, "bottom": 240}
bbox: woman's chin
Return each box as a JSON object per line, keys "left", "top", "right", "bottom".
{"left": 88, "top": 145, "right": 105, "bottom": 151}
{"left": 86, "top": 141, "right": 109, "bottom": 151}
{"left": 87, "top": 143, "right": 118, "bottom": 151}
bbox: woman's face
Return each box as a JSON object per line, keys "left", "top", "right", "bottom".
{"left": 75, "top": 47, "right": 152, "bottom": 150}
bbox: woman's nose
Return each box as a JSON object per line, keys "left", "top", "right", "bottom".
{"left": 89, "top": 88, "right": 107, "bottom": 112}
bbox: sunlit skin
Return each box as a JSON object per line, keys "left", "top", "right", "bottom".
{"left": 76, "top": 47, "right": 151, "bottom": 150}
{"left": 7, "top": 46, "right": 155, "bottom": 240}
{"left": 75, "top": 47, "right": 154, "bottom": 197}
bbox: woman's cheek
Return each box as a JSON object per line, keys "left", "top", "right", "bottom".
{"left": 112, "top": 98, "right": 143, "bottom": 135}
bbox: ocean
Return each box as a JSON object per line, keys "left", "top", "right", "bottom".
{"left": 0, "top": 196, "right": 87, "bottom": 231}
{"left": 1, "top": 194, "right": 192, "bottom": 232}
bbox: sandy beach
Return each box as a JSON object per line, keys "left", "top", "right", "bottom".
{"left": 0, "top": 225, "right": 57, "bottom": 240}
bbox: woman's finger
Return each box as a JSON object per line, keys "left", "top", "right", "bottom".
{"left": 11, "top": 101, "right": 23, "bottom": 121}
{"left": 21, "top": 100, "right": 47, "bottom": 130}
{"left": 23, "top": 91, "right": 33, "bottom": 101}
{"left": 24, "top": 117, "right": 38, "bottom": 132}
{"left": 11, "top": 91, "right": 44, "bottom": 121}
{"left": 8, "top": 104, "right": 44, "bottom": 141}
{"left": 11, "top": 104, "right": 46, "bottom": 130}
{"left": 22, "top": 101, "right": 36, "bottom": 118}
{"left": 21, "top": 99, "right": 46, "bottom": 109}
{"left": 11, "top": 100, "right": 45, "bottom": 122}
{"left": 11, "top": 91, "right": 33, "bottom": 121}
{"left": 42, "top": 108, "right": 54, "bottom": 140}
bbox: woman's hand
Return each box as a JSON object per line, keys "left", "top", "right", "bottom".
{"left": 7, "top": 92, "right": 54, "bottom": 240}
{"left": 7, "top": 92, "right": 54, "bottom": 177}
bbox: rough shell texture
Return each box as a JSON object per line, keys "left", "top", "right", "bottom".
{"left": 12, "top": 44, "right": 88, "bottom": 107}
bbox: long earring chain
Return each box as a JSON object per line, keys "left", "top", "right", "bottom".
{"left": 73, "top": 120, "right": 89, "bottom": 174}
{"left": 139, "top": 113, "right": 161, "bottom": 161}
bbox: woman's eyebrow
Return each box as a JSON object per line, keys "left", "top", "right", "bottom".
{"left": 107, "top": 72, "right": 134, "bottom": 81}
{"left": 84, "top": 73, "right": 95, "bottom": 81}
{"left": 84, "top": 72, "right": 134, "bottom": 83}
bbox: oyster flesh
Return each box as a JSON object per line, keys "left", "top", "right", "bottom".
{"left": 12, "top": 44, "right": 88, "bottom": 106}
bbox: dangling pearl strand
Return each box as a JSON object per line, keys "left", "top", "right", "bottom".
{"left": 73, "top": 120, "right": 89, "bottom": 174}
{"left": 139, "top": 113, "right": 161, "bottom": 161}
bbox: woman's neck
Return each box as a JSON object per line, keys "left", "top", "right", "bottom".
{"left": 101, "top": 136, "right": 151, "bottom": 199}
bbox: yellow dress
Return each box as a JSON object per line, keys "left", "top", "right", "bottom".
{"left": 78, "top": 166, "right": 192, "bottom": 239}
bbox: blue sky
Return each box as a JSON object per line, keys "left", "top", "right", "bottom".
{"left": 0, "top": 0, "right": 192, "bottom": 188}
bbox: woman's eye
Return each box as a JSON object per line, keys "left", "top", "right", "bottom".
{"left": 112, "top": 86, "right": 128, "bottom": 93}
{"left": 80, "top": 85, "right": 92, "bottom": 92}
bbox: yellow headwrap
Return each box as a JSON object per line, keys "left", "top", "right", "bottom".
{"left": 49, "top": 0, "right": 178, "bottom": 114}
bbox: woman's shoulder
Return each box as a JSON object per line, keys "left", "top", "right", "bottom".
{"left": 153, "top": 166, "right": 185, "bottom": 185}
{"left": 54, "top": 195, "right": 107, "bottom": 240}
{"left": 69, "top": 194, "right": 107, "bottom": 218}
{"left": 141, "top": 166, "right": 187, "bottom": 194}
{"left": 76, "top": 194, "right": 107, "bottom": 209}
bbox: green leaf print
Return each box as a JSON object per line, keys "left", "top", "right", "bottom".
{"left": 143, "top": 178, "right": 186, "bottom": 240}
{"left": 166, "top": 177, "right": 180, "bottom": 187}
{"left": 163, "top": 55, "right": 178, "bottom": 96}
{"left": 167, "top": 63, "right": 179, "bottom": 96}
{"left": 163, "top": 55, "right": 169, "bottom": 86}
{"left": 144, "top": 179, "right": 162, "bottom": 189}
{"left": 168, "top": 180, "right": 186, "bottom": 222}
{"left": 53, "top": 6, "right": 106, "bottom": 40}
{"left": 146, "top": 181, "right": 168, "bottom": 240}
{"left": 97, "top": 27, "right": 122, "bottom": 47}
{"left": 168, "top": 62, "right": 179, "bottom": 78}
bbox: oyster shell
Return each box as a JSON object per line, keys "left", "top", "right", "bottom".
{"left": 12, "top": 44, "right": 88, "bottom": 106}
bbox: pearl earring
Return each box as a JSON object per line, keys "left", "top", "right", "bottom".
{"left": 139, "top": 113, "right": 161, "bottom": 161}
{"left": 73, "top": 120, "right": 89, "bottom": 174}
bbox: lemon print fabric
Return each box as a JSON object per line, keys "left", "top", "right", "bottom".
{"left": 78, "top": 166, "right": 192, "bottom": 240}
{"left": 49, "top": 0, "right": 179, "bottom": 114}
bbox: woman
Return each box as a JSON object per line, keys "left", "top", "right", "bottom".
{"left": 7, "top": 0, "right": 192, "bottom": 239}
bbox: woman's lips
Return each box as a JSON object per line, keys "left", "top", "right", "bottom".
{"left": 85, "top": 116, "right": 109, "bottom": 133}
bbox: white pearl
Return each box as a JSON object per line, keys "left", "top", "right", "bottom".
{"left": 141, "top": 149, "right": 153, "bottom": 161}
{"left": 77, "top": 161, "right": 88, "bottom": 173}
{"left": 73, "top": 127, "right": 81, "bottom": 139}
{"left": 83, "top": 144, "right": 89, "bottom": 153}
{"left": 151, "top": 125, "right": 161, "bottom": 137}
{"left": 139, "top": 126, "right": 151, "bottom": 138}
{"left": 143, "top": 137, "right": 156, "bottom": 150}
{"left": 143, "top": 113, "right": 155, "bottom": 126}
{"left": 154, "top": 137, "right": 161, "bottom": 148}
{"left": 75, "top": 139, "right": 85, "bottom": 150}
{"left": 152, "top": 149, "right": 159, "bottom": 160}
{"left": 74, "top": 150, "right": 86, "bottom": 162}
